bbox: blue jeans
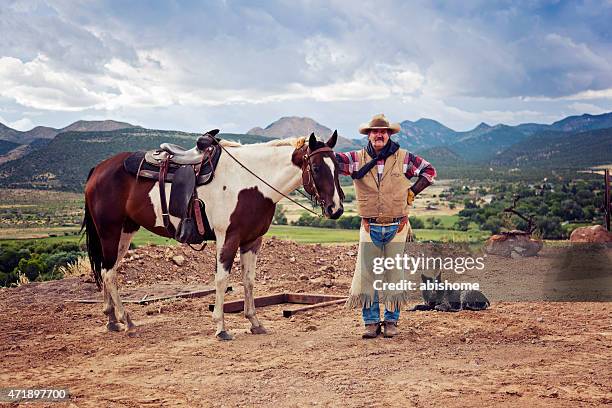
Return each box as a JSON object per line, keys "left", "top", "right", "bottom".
{"left": 362, "top": 290, "right": 400, "bottom": 324}
{"left": 362, "top": 222, "right": 401, "bottom": 324}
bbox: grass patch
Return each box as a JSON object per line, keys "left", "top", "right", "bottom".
{"left": 1, "top": 225, "right": 490, "bottom": 245}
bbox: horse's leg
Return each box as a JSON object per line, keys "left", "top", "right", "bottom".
{"left": 240, "top": 237, "right": 266, "bottom": 334}
{"left": 212, "top": 231, "right": 238, "bottom": 341}
{"left": 102, "top": 227, "right": 137, "bottom": 331}
{"left": 102, "top": 283, "right": 120, "bottom": 332}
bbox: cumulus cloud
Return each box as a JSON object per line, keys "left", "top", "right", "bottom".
{"left": 0, "top": 0, "right": 611, "bottom": 132}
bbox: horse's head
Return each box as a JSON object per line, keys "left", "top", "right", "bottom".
{"left": 292, "top": 131, "right": 344, "bottom": 219}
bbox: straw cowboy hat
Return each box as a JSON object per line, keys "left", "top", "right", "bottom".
{"left": 358, "top": 113, "right": 401, "bottom": 135}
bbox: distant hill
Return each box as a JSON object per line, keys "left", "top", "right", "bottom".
{"left": 394, "top": 118, "right": 460, "bottom": 151}
{"left": 0, "top": 128, "right": 272, "bottom": 191}
{"left": 247, "top": 116, "right": 360, "bottom": 151}
{"left": 449, "top": 125, "right": 535, "bottom": 162}
{"left": 416, "top": 145, "right": 465, "bottom": 167}
{"left": 0, "top": 120, "right": 140, "bottom": 144}
{"left": 0, "top": 123, "right": 22, "bottom": 143}
{"left": 549, "top": 112, "right": 612, "bottom": 133}
{"left": 0, "top": 140, "right": 20, "bottom": 156}
{"left": 394, "top": 111, "right": 612, "bottom": 162}
{"left": 491, "top": 127, "right": 612, "bottom": 168}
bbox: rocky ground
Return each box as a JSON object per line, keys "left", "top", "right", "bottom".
{"left": 0, "top": 238, "right": 610, "bottom": 407}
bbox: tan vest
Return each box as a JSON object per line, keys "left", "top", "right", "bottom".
{"left": 353, "top": 148, "right": 412, "bottom": 218}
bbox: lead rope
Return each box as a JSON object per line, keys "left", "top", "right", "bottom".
{"left": 211, "top": 138, "right": 322, "bottom": 217}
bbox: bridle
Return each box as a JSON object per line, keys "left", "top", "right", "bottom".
{"left": 300, "top": 145, "right": 344, "bottom": 210}
{"left": 210, "top": 137, "right": 339, "bottom": 217}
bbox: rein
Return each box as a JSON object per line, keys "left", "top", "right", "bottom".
{"left": 210, "top": 138, "right": 327, "bottom": 217}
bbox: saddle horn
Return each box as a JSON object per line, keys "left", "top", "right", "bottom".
{"left": 197, "top": 129, "right": 221, "bottom": 151}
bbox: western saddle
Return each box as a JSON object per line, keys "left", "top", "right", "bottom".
{"left": 123, "top": 129, "right": 222, "bottom": 245}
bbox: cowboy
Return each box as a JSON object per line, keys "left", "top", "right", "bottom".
{"left": 336, "top": 114, "right": 436, "bottom": 338}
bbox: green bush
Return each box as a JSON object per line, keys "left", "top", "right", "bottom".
{"left": 408, "top": 216, "right": 424, "bottom": 229}
{"left": 0, "top": 240, "right": 86, "bottom": 287}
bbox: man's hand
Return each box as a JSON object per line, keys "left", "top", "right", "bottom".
{"left": 409, "top": 176, "right": 432, "bottom": 196}
{"left": 407, "top": 189, "right": 415, "bottom": 206}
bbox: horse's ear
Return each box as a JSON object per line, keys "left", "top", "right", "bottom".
{"left": 308, "top": 133, "right": 317, "bottom": 150}
{"left": 205, "top": 129, "right": 220, "bottom": 137}
{"left": 326, "top": 130, "right": 338, "bottom": 148}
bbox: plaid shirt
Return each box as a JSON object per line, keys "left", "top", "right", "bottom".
{"left": 335, "top": 149, "right": 436, "bottom": 183}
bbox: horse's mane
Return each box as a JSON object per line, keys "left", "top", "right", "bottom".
{"left": 219, "top": 136, "right": 306, "bottom": 149}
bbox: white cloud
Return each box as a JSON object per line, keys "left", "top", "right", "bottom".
{"left": 568, "top": 102, "right": 609, "bottom": 115}
{"left": 8, "top": 117, "right": 35, "bottom": 131}
{"left": 0, "top": 55, "right": 106, "bottom": 111}
{"left": 0, "top": 1, "right": 611, "bottom": 132}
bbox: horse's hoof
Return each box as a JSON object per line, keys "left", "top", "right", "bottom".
{"left": 216, "top": 331, "right": 233, "bottom": 341}
{"left": 250, "top": 326, "right": 268, "bottom": 335}
{"left": 106, "top": 322, "right": 122, "bottom": 332}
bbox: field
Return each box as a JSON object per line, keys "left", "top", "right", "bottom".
{"left": 0, "top": 188, "right": 488, "bottom": 244}
{"left": 1, "top": 238, "right": 610, "bottom": 407}
{"left": 281, "top": 179, "right": 463, "bottom": 223}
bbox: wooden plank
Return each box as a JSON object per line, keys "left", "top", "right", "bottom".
{"left": 67, "top": 286, "right": 230, "bottom": 304}
{"left": 207, "top": 293, "right": 287, "bottom": 313}
{"left": 282, "top": 298, "right": 347, "bottom": 318}
{"left": 285, "top": 293, "right": 347, "bottom": 305}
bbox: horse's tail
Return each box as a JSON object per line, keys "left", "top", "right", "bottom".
{"left": 82, "top": 167, "right": 103, "bottom": 290}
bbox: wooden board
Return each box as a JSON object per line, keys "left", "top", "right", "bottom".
{"left": 209, "top": 292, "right": 347, "bottom": 314}
{"left": 68, "top": 286, "right": 231, "bottom": 305}
{"left": 207, "top": 293, "right": 287, "bottom": 313}
{"left": 282, "top": 298, "right": 347, "bottom": 318}
{"left": 285, "top": 293, "right": 347, "bottom": 304}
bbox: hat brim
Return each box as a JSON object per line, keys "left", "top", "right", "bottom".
{"left": 359, "top": 123, "right": 401, "bottom": 135}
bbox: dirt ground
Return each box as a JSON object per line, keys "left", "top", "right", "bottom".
{"left": 0, "top": 238, "right": 610, "bottom": 407}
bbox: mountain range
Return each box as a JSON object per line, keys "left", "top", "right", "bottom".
{"left": 247, "top": 116, "right": 360, "bottom": 151}
{"left": 0, "top": 120, "right": 139, "bottom": 144}
{"left": 0, "top": 112, "right": 611, "bottom": 191}
{"left": 0, "top": 128, "right": 272, "bottom": 191}
{"left": 392, "top": 112, "right": 612, "bottom": 162}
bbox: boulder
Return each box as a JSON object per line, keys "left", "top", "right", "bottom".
{"left": 569, "top": 225, "right": 612, "bottom": 243}
{"left": 484, "top": 231, "right": 543, "bottom": 257}
{"left": 171, "top": 255, "right": 186, "bottom": 266}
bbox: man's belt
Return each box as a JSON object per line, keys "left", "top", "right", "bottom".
{"left": 362, "top": 216, "right": 408, "bottom": 234}
{"left": 366, "top": 216, "right": 406, "bottom": 225}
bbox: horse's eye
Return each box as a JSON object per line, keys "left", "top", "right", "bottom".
{"left": 312, "top": 166, "right": 320, "bottom": 173}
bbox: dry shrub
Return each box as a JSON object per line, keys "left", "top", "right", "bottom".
{"left": 57, "top": 256, "right": 91, "bottom": 278}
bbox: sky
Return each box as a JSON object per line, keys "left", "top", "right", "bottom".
{"left": 1, "top": 0, "right": 612, "bottom": 138}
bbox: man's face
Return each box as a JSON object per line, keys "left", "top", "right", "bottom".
{"left": 368, "top": 129, "right": 389, "bottom": 150}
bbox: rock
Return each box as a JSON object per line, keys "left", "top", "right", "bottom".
{"left": 569, "top": 225, "right": 612, "bottom": 243}
{"left": 172, "top": 255, "right": 186, "bottom": 266}
{"left": 289, "top": 256, "right": 296, "bottom": 263}
{"left": 298, "top": 274, "right": 309, "bottom": 281}
{"left": 484, "top": 231, "right": 543, "bottom": 257}
{"left": 322, "top": 279, "right": 334, "bottom": 288}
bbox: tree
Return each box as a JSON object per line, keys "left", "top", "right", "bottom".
{"left": 453, "top": 218, "right": 470, "bottom": 231}
{"left": 535, "top": 216, "right": 565, "bottom": 239}
{"left": 482, "top": 216, "right": 503, "bottom": 234}
{"left": 560, "top": 199, "right": 584, "bottom": 221}
{"left": 16, "top": 256, "right": 47, "bottom": 281}
{"left": 273, "top": 205, "right": 288, "bottom": 225}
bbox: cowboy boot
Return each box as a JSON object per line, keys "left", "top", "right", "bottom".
{"left": 362, "top": 323, "right": 381, "bottom": 339}
{"left": 383, "top": 321, "right": 399, "bottom": 338}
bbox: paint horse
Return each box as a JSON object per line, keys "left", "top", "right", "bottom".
{"left": 83, "top": 131, "right": 344, "bottom": 340}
